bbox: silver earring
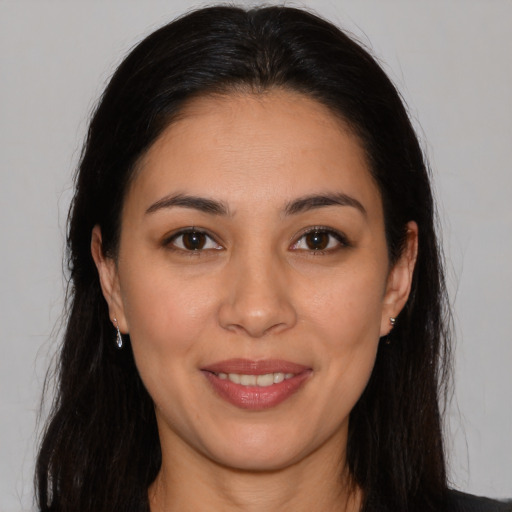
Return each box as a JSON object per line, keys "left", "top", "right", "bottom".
{"left": 389, "top": 317, "right": 396, "bottom": 327}
{"left": 113, "top": 317, "right": 123, "bottom": 349}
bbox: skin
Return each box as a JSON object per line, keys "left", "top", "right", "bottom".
{"left": 92, "top": 90, "right": 418, "bottom": 511}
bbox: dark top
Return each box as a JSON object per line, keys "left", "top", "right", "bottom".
{"left": 363, "top": 490, "right": 511, "bottom": 512}
{"left": 450, "top": 490, "right": 512, "bottom": 512}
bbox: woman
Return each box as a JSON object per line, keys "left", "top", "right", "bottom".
{"left": 35, "top": 5, "right": 510, "bottom": 512}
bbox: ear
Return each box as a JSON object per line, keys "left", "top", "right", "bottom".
{"left": 91, "top": 225, "right": 128, "bottom": 333}
{"left": 380, "top": 221, "right": 418, "bottom": 337}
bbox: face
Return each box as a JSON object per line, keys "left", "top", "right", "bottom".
{"left": 93, "top": 90, "right": 416, "bottom": 474}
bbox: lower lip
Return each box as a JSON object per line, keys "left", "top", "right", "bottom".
{"left": 203, "top": 371, "right": 312, "bottom": 410}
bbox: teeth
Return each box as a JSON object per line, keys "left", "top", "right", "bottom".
{"left": 256, "top": 373, "right": 274, "bottom": 387}
{"left": 273, "top": 372, "right": 285, "bottom": 384}
{"left": 218, "top": 372, "right": 296, "bottom": 387}
{"left": 228, "top": 373, "right": 240, "bottom": 384}
{"left": 240, "top": 374, "right": 257, "bottom": 386}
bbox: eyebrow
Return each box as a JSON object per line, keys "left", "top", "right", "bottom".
{"left": 284, "top": 193, "right": 366, "bottom": 217}
{"left": 145, "top": 191, "right": 366, "bottom": 217}
{"left": 145, "top": 193, "right": 229, "bottom": 216}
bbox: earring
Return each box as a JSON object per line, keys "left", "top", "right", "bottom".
{"left": 389, "top": 317, "right": 396, "bottom": 327}
{"left": 113, "top": 317, "right": 123, "bottom": 349}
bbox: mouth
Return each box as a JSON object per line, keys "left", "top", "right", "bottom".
{"left": 213, "top": 371, "right": 296, "bottom": 387}
{"left": 201, "top": 359, "right": 312, "bottom": 410}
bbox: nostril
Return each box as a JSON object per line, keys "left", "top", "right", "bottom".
{"left": 218, "top": 299, "right": 297, "bottom": 338}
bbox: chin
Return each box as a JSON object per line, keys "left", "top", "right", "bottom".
{"left": 197, "top": 420, "right": 330, "bottom": 473}
{"left": 209, "top": 443, "right": 308, "bottom": 472}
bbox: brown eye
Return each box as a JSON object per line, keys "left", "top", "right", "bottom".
{"left": 291, "top": 228, "right": 348, "bottom": 253}
{"left": 305, "top": 231, "right": 330, "bottom": 251}
{"left": 168, "top": 230, "right": 222, "bottom": 252}
{"left": 182, "top": 231, "right": 206, "bottom": 250}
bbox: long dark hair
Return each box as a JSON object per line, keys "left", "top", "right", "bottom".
{"left": 36, "top": 6, "right": 452, "bottom": 511}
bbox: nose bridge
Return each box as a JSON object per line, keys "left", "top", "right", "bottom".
{"left": 218, "top": 242, "right": 296, "bottom": 337}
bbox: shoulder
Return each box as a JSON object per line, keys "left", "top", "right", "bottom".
{"left": 448, "top": 490, "right": 512, "bottom": 512}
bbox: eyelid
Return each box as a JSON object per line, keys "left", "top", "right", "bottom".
{"left": 290, "top": 226, "right": 350, "bottom": 252}
{"left": 162, "top": 227, "right": 223, "bottom": 252}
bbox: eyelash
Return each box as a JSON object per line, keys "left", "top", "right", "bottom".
{"left": 291, "top": 226, "right": 350, "bottom": 255}
{"left": 163, "top": 228, "right": 222, "bottom": 255}
{"left": 162, "top": 226, "right": 350, "bottom": 255}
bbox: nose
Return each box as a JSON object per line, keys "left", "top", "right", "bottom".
{"left": 217, "top": 251, "right": 297, "bottom": 338}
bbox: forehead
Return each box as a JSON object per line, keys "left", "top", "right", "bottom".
{"left": 128, "top": 89, "right": 382, "bottom": 216}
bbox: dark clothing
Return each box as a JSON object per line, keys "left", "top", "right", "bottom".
{"left": 364, "top": 490, "right": 511, "bottom": 512}
{"left": 450, "top": 490, "right": 512, "bottom": 512}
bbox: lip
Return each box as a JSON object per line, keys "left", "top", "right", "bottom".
{"left": 201, "top": 359, "right": 312, "bottom": 410}
{"left": 202, "top": 358, "right": 310, "bottom": 375}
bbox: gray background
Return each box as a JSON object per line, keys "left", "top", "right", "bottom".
{"left": 1, "top": 1, "right": 511, "bottom": 510}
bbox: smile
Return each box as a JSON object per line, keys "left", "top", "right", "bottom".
{"left": 202, "top": 359, "right": 312, "bottom": 410}
{"left": 215, "top": 372, "right": 296, "bottom": 387}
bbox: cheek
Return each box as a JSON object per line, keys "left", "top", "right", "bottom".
{"left": 119, "top": 270, "right": 222, "bottom": 419}
{"left": 302, "top": 265, "right": 386, "bottom": 391}
{"left": 304, "top": 264, "right": 387, "bottom": 341}
{"left": 119, "top": 267, "right": 220, "bottom": 360}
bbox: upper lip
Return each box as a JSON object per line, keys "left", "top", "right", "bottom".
{"left": 201, "top": 358, "right": 310, "bottom": 375}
